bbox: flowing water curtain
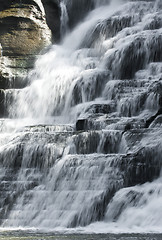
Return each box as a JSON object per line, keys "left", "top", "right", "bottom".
{"left": 6, "top": 0, "right": 162, "bottom": 122}
{"left": 8, "top": 0, "right": 124, "bottom": 122}
{"left": 60, "top": 0, "right": 69, "bottom": 38}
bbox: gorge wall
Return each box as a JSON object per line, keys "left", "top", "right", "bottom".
{"left": 0, "top": 0, "right": 58, "bottom": 116}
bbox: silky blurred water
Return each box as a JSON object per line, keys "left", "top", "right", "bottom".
{"left": 1, "top": 0, "right": 162, "bottom": 234}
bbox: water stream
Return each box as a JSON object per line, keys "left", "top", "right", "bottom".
{"left": 0, "top": 0, "right": 162, "bottom": 234}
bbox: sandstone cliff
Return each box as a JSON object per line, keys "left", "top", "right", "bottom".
{"left": 0, "top": 0, "right": 52, "bottom": 90}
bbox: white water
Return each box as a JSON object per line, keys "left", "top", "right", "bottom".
{"left": 0, "top": 0, "right": 162, "bottom": 234}
{"left": 8, "top": 0, "right": 124, "bottom": 124}
{"left": 71, "top": 178, "right": 162, "bottom": 234}
{"left": 8, "top": 0, "right": 161, "bottom": 126}
{"left": 60, "top": 1, "right": 69, "bottom": 38}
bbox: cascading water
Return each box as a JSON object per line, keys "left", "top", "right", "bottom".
{"left": 0, "top": 0, "right": 162, "bottom": 233}
{"left": 60, "top": 0, "right": 69, "bottom": 38}
{"left": 8, "top": 0, "right": 123, "bottom": 122}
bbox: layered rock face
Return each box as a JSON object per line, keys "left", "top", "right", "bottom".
{"left": 0, "top": 0, "right": 51, "bottom": 93}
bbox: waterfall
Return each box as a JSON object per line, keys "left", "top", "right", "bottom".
{"left": 60, "top": 0, "right": 69, "bottom": 38}
{"left": 0, "top": 0, "right": 162, "bottom": 233}
{"left": 8, "top": 0, "right": 124, "bottom": 122}
{"left": 104, "top": 178, "right": 162, "bottom": 232}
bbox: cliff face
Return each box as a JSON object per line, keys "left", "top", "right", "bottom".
{"left": 41, "top": 0, "right": 61, "bottom": 41}
{"left": 0, "top": 0, "right": 52, "bottom": 90}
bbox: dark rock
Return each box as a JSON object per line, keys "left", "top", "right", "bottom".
{"left": 145, "top": 108, "right": 162, "bottom": 128}
{"left": 66, "top": 0, "right": 94, "bottom": 30}
{"left": 86, "top": 103, "right": 115, "bottom": 115}
{"left": 76, "top": 119, "right": 88, "bottom": 131}
{"left": 149, "top": 114, "right": 162, "bottom": 128}
{"left": 41, "top": 0, "right": 61, "bottom": 42}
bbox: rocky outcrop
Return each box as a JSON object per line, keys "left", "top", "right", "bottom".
{"left": 0, "top": 0, "right": 52, "bottom": 90}
{"left": 66, "top": 0, "right": 94, "bottom": 29}
{"left": 41, "top": 0, "right": 61, "bottom": 41}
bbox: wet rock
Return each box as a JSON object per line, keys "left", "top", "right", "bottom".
{"left": 76, "top": 119, "right": 88, "bottom": 131}
{"left": 41, "top": 0, "right": 61, "bottom": 42}
{"left": 145, "top": 108, "right": 162, "bottom": 128}
{"left": 0, "top": 89, "right": 5, "bottom": 117}
{"left": 66, "top": 0, "right": 94, "bottom": 29}
{"left": 82, "top": 15, "right": 132, "bottom": 48}
{"left": 86, "top": 104, "right": 114, "bottom": 114}
{"left": 149, "top": 114, "right": 162, "bottom": 128}
{"left": 106, "top": 31, "right": 162, "bottom": 80}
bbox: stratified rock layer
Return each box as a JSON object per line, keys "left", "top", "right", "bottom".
{"left": 0, "top": 0, "right": 51, "bottom": 91}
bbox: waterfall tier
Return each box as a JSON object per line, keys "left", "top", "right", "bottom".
{"left": 0, "top": 0, "right": 162, "bottom": 233}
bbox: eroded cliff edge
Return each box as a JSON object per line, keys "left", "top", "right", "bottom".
{"left": 0, "top": 0, "right": 53, "bottom": 94}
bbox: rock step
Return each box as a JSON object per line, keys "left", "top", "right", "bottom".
{"left": 104, "top": 77, "right": 159, "bottom": 102}
{"left": 0, "top": 124, "right": 161, "bottom": 170}
{"left": 22, "top": 124, "right": 75, "bottom": 133}
{"left": 0, "top": 181, "right": 38, "bottom": 193}
{"left": 75, "top": 110, "right": 155, "bottom": 130}
{"left": 1, "top": 149, "right": 160, "bottom": 220}
{"left": 0, "top": 128, "right": 125, "bottom": 164}
{"left": 0, "top": 118, "right": 75, "bottom": 133}
{"left": 135, "top": 63, "right": 162, "bottom": 79}
{"left": 0, "top": 149, "right": 161, "bottom": 227}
